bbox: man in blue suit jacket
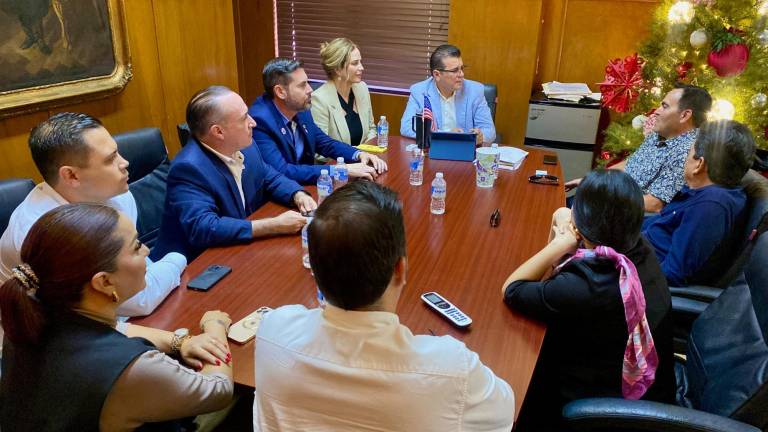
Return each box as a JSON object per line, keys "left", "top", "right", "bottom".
{"left": 400, "top": 45, "right": 496, "bottom": 144}
{"left": 152, "top": 86, "right": 317, "bottom": 261}
{"left": 249, "top": 58, "right": 387, "bottom": 185}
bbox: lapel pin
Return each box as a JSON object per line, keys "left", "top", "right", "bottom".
{"left": 280, "top": 127, "right": 286, "bottom": 135}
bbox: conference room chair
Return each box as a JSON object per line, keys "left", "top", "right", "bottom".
{"left": 482, "top": 83, "right": 501, "bottom": 143}
{"left": 562, "top": 224, "right": 768, "bottom": 432}
{"left": 177, "top": 122, "right": 192, "bottom": 148}
{"left": 114, "top": 127, "right": 171, "bottom": 248}
{"left": 0, "top": 178, "right": 35, "bottom": 234}
{"left": 668, "top": 171, "right": 768, "bottom": 352}
{"left": 309, "top": 80, "right": 323, "bottom": 91}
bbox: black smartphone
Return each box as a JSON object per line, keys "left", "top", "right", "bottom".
{"left": 188, "top": 264, "right": 232, "bottom": 291}
{"left": 543, "top": 154, "right": 558, "bottom": 165}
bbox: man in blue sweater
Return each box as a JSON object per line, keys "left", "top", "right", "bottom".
{"left": 642, "top": 120, "right": 756, "bottom": 286}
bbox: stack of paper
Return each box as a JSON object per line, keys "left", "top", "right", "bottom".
{"left": 542, "top": 81, "right": 599, "bottom": 103}
{"left": 498, "top": 146, "right": 528, "bottom": 171}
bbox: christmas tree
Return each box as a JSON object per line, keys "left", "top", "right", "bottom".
{"left": 600, "top": 0, "right": 768, "bottom": 162}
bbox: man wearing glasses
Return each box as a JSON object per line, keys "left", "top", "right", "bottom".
{"left": 400, "top": 44, "right": 496, "bottom": 144}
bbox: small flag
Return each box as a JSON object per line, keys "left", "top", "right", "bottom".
{"left": 423, "top": 96, "right": 437, "bottom": 131}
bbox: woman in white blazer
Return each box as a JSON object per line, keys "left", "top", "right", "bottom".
{"left": 311, "top": 38, "right": 377, "bottom": 146}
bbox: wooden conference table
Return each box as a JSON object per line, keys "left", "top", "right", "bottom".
{"left": 135, "top": 136, "right": 565, "bottom": 417}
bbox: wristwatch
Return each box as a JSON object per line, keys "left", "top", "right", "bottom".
{"left": 170, "top": 328, "right": 191, "bottom": 356}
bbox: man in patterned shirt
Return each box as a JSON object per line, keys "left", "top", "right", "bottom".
{"left": 566, "top": 84, "right": 712, "bottom": 212}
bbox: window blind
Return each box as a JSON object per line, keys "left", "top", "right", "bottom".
{"left": 275, "top": 0, "right": 450, "bottom": 93}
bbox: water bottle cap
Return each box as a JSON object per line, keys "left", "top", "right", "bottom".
{"left": 380, "top": 115, "right": 386, "bottom": 120}
{"left": 491, "top": 143, "right": 498, "bottom": 148}
{"left": 436, "top": 172, "right": 444, "bottom": 178}
{"left": 336, "top": 157, "right": 344, "bottom": 163}
{"left": 320, "top": 169, "right": 329, "bottom": 175}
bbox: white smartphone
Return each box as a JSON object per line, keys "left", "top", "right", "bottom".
{"left": 420, "top": 292, "right": 472, "bottom": 328}
{"left": 227, "top": 306, "right": 273, "bottom": 344}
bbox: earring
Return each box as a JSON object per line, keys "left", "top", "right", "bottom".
{"left": 111, "top": 291, "right": 120, "bottom": 303}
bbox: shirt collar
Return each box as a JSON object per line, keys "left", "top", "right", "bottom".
{"left": 655, "top": 128, "right": 697, "bottom": 147}
{"left": 39, "top": 182, "right": 70, "bottom": 205}
{"left": 199, "top": 141, "right": 244, "bottom": 167}
{"left": 272, "top": 100, "right": 293, "bottom": 125}
{"left": 322, "top": 303, "right": 400, "bottom": 329}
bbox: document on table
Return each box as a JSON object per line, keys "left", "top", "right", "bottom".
{"left": 498, "top": 146, "right": 528, "bottom": 171}
{"left": 542, "top": 81, "right": 592, "bottom": 96}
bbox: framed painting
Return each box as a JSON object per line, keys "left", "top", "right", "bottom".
{"left": 0, "top": 0, "right": 130, "bottom": 118}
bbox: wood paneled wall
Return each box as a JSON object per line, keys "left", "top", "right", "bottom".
{"left": 0, "top": 0, "right": 240, "bottom": 181}
{"left": 537, "top": 0, "right": 659, "bottom": 86}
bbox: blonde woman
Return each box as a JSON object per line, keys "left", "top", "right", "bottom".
{"left": 311, "top": 38, "right": 377, "bottom": 146}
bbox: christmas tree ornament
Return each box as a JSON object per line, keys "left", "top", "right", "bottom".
{"left": 632, "top": 115, "right": 648, "bottom": 129}
{"left": 676, "top": 62, "right": 693, "bottom": 79}
{"left": 689, "top": 29, "right": 708, "bottom": 48}
{"left": 707, "top": 28, "right": 750, "bottom": 77}
{"left": 651, "top": 86, "right": 662, "bottom": 97}
{"left": 600, "top": 151, "right": 612, "bottom": 160}
{"left": 668, "top": 1, "right": 695, "bottom": 24}
{"left": 709, "top": 99, "right": 736, "bottom": 120}
{"left": 758, "top": 29, "right": 768, "bottom": 46}
{"left": 599, "top": 53, "right": 646, "bottom": 113}
{"left": 751, "top": 93, "right": 768, "bottom": 108}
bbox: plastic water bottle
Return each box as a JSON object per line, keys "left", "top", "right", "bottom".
{"left": 377, "top": 116, "right": 389, "bottom": 149}
{"left": 490, "top": 143, "right": 500, "bottom": 180}
{"left": 317, "top": 169, "right": 333, "bottom": 204}
{"left": 301, "top": 217, "right": 312, "bottom": 269}
{"left": 430, "top": 172, "right": 446, "bottom": 215}
{"left": 409, "top": 148, "right": 424, "bottom": 186}
{"left": 333, "top": 157, "right": 348, "bottom": 188}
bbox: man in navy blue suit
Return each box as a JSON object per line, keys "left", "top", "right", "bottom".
{"left": 248, "top": 58, "right": 387, "bottom": 185}
{"left": 152, "top": 86, "right": 317, "bottom": 261}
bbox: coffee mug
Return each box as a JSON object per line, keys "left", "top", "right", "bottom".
{"left": 411, "top": 115, "right": 433, "bottom": 149}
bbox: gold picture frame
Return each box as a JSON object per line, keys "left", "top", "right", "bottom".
{"left": 0, "top": 0, "right": 131, "bottom": 118}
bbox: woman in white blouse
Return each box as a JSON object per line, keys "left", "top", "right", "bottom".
{"left": 311, "top": 38, "right": 377, "bottom": 146}
{"left": 0, "top": 203, "right": 233, "bottom": 431}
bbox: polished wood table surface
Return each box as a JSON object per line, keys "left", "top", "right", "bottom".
{"left": 134, "top": 136, "right": 564, "bottom": 417}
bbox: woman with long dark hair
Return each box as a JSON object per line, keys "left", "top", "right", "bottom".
{"left": 502, "top": 169, "right": 675, "bottom": 431}
{"left": 0, "top": 203, "right": 234, "bottom": 431}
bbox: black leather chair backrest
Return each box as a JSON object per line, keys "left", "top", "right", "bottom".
{"left": 177, "top": 123, "right": 192, "bottom": 148}
{"left": 114, "top": 128, "right": 170, "bottom": 249}
{"left": 483, "top": 83, "right": 498, "bottom": 121}
{"left": 683, "top": 226, "right": 768, "bottom": 427}
{"left": 0, "top": 178, "right": 35, "bottom": 235}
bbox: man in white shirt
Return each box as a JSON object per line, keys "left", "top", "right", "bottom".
{"left": 0, "top": 112, "right": 185, "bottom": 317}
{"left": 253, "top": 181, "right": 514, "bottom": 432}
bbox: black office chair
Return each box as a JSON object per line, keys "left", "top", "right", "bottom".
{"left": 177, "top": 123, "right": 192, "bottom": 148}
{"left": 483, "top": 83, "right": 498, "bottom": 121}
{"left": 114, "top": 128, "right": 170, "bottom": 249}
{"left": 0, "top": 178, "right": 35, "bottom": 234}
{"left": 562, "top": 223, "right": 768, "bottom": 432}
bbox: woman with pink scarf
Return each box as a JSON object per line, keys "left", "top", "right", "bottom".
{"left": 502, "top": 169, "right": 675, "bottom": 432}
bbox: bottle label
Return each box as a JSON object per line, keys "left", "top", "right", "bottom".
{"left": 337, "top": 169, "right": 348, "bottom": 181}
{"left": 318, "top": 183, "right": 333, "bottom": 195}
{"left": 431, "top": 186, "right": 446, "bottom": 195}
{"left": 409, "top": 160, "right": 419, "bottom": 170}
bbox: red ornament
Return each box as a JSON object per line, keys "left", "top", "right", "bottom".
{"left": 601, "top": 151, "right": 612, "bottom": 160}
{"left": 707, "top": 28, "right": 750, "bottom": 77}
{"left": 676, "top": 62, "right": 693, "bottom": 80}
{"left": 599, "top": 53, "right": 645, "bottom": 113}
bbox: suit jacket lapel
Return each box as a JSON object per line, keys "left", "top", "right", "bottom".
{"left": 330, "top": 94, "right": 350, "bottom": 144}
{"left": 294, "top": 114, "right": 314, "bottom": 161}
{"left": 195, "top": 141, "right": 247, "bottom": 218}
{"left": 266, "top": 100, "right": 298, "bottom": 163}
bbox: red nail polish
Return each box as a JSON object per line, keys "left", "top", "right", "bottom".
{"left": 216, "top": 360, "right": 221, "bottom": 366}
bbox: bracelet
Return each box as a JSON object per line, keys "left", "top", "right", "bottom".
{"left": 170, "top": 334, "right": 192, "bottom": 356}
{"left": 200, "top": 318, "right": 229, "bottom": 332}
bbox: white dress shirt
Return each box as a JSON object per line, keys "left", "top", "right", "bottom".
{"left": 253, "top": 303, "right": 515, "bottom": 432}
{"left": 439, "top": 90, "right": 458, "bottom": 131}
{"left": 0, "top": 182, "right": 186, "bottom": 317}
{"left": 199, "top": 141, "right": 247, "bottom": 211}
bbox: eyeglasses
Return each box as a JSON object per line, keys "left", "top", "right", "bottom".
{"left": 437, "top": 65, "right": 467, "bottom": 74}
{"left": 528, "top": 174, "right": 560, "bottom": 185}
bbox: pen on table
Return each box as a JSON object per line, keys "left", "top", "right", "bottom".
{"left": 490, "top": 208, "right": 501, "bottom": 227}
{"left": 428, "top": 328, "right": 436, "bottom": 336}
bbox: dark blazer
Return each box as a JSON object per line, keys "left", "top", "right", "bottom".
{"left": 151, "top": 139, "right": 303, "bottom": 261}
{"left": 248, "top": 93, "right": 359, "bottom": 185}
